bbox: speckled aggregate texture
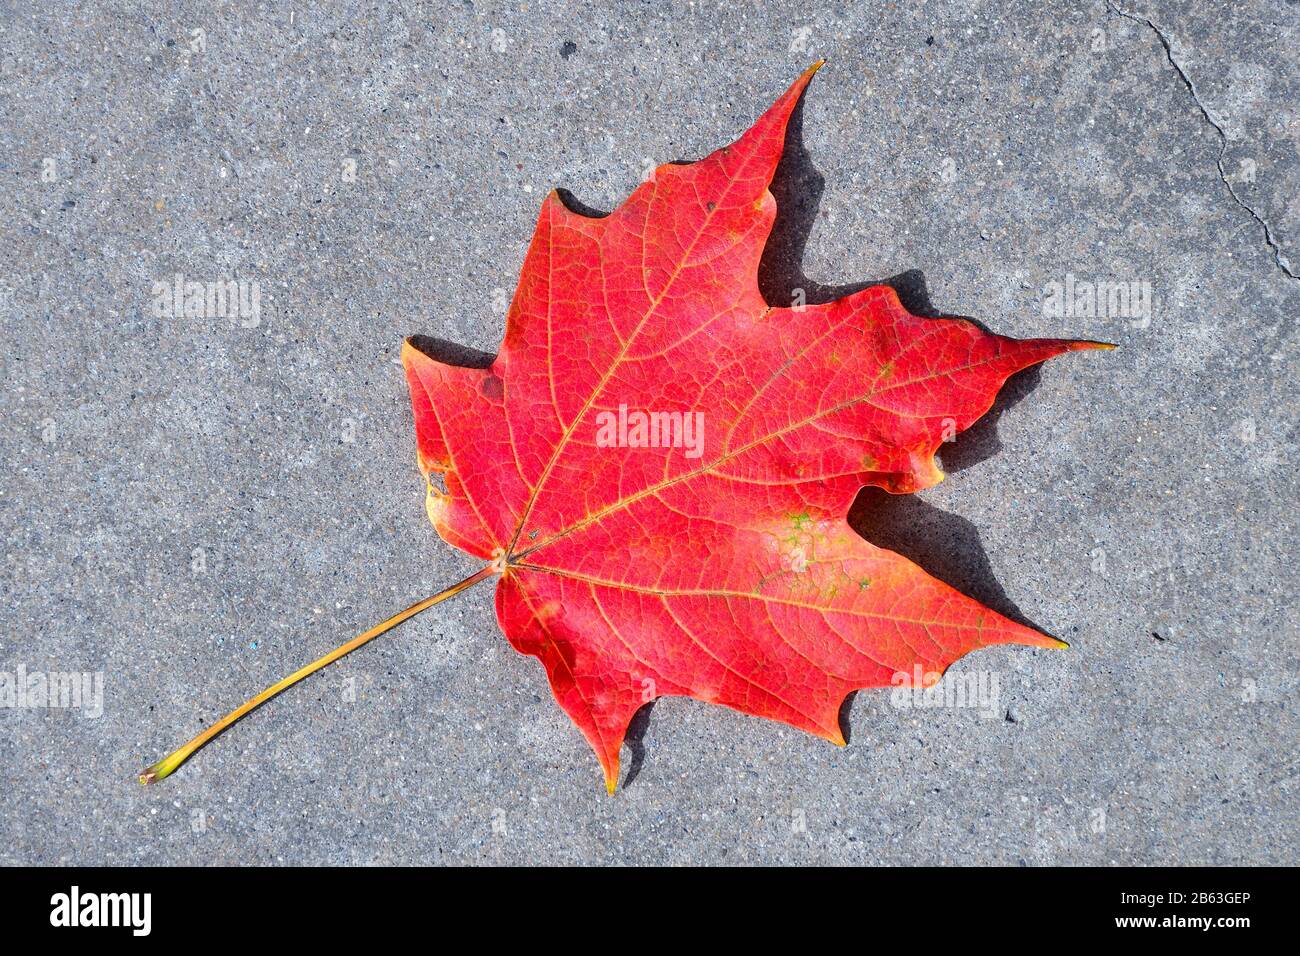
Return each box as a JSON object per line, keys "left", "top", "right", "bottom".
{"left": 1, "top": 0, "right": 1296, "bottom": 865}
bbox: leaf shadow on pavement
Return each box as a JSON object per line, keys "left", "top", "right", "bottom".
{"left": 406, "top": 334, "right": 495, "bottom": 368}
{"left": 758, "top": 87, "right": 1055, "bottom": 634}
{"left": 621, "top": 702, "right": 657, "bottom": 789}
{"left": 756, "top": 90, "right": 1058, "bottom": 746}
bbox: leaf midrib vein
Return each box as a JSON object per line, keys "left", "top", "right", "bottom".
{"left": 502, "top": 150, "right": 764, "bottom": 556}
{"left": 509, "top": 563, "right": 995, "bottom": 633}
{"left": 510, "top": 348, "right": 1024, "bottom": 561}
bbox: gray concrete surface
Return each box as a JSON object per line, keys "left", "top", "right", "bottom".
{"left": 1, "top": 0, "right": 1296, "bottom": 865}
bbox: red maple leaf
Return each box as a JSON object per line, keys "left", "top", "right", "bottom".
{"left": 402, "top": 63, "right": 1109, "bottom": 792}
{"left": 141, "top": 64, "right": 1109, "bottom": 792}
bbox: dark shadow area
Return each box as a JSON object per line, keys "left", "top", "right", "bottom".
{"left": 847, "top": 487, "right": 1051, "bottom": 636}
{"left": 406, "top": 333, "right": 494, "bottom": 369}
{"left": 758, "top": 92, "right": 856, "bottom": 309}
{"left": 758, "top": 84, "right": 1057, "bottom": 649}
{"left": 838, "top": 691, "right": 859, "bottom": 745}
{"left": 620, "top": 700, "right": 657, "bottom": 789}
{"left": 938, "top": 365, "right": 1044, "bottom": 475}
{"left": 554, "top": 187, "right": 610, "bottom": 219}
{"left": 758, "top": 96, "right": 948, "bottom": 318}
{"left": 755, "top": 91, "right": 1032, "bottom": 348}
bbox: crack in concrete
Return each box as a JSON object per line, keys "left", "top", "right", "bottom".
{"left": 1107, "top": 0, "right": 1298, "bottom": 281}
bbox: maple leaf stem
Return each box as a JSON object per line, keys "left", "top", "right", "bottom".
{"left": 138, "top": 564, "right": 498, "bottom": 785}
